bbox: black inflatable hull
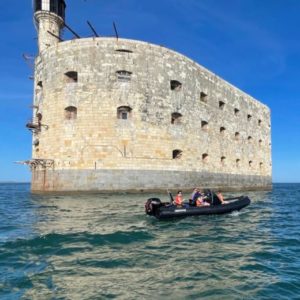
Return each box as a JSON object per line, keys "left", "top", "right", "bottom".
{"left": 150, "top": 196, "right": 251, "bottom": 220}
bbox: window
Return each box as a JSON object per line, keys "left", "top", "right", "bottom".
{"left": 37, "top": 81, "right": 43, "bottom": 88}
{"left": 116, "top": 49, "right": 133, "bottom": 53}
{"left": 249, "top": 160, "right": 253, "bottom": 167}
{"left": 258, "top": 119, "right": 262, "bottom": 126}
{"left": 171, "top": 112, "right": 182, "bottom": 124}
{"left": 173, "top": 149, "right": 182, "bottom": 159}
{"left": 259, "top": 139, "right": 262, "bottom": 146}
{"left": 236, "top": 159, "right": 240, "bottom": 167}
{"left": 248, "top": 136, "right": 252, "bottom": 143}
{"left": 116, "top": 70, "right": 132, "bottom": 82}
{"left": 220, "top": 127, "right": 226, "bottom": 134}
{"left": 200, "top": 92, "right": 207, "bottom": 103}
{"left": 170, "top": 80, "right": 182, "bottom": 91}
{"left": 65, "top": 71, "right": 78, "bottom": 83}
{"left": 247, "top": 114, "right": 252, "bottom": 121}
{"left": 201, "top": 120, "right": 208, "bottom": 131}
{"left": 235, "top": 132, "right": 240, "bottom": 140}
{"left": 234, "top": 108, "right": 240, "bottom": 116}
{"left": 36, "top": 113, "right": 42, "bottom": 122}
{"left": 260, "top": 162, "right": 263, "bottom": 169}
{"left": 117, "top": 106, "right": 132, "bottom": 120}
{"left": 65, "top": 106, "right": 77, "bottom": 120}
{"left": 202, "top": 153, "right": 208, "bottom": 163}
{"left": 219, "top": 101, "right": 225, "bottom": 109}
{"left": 221, "top": 156, "right": 226, "bottom": 166}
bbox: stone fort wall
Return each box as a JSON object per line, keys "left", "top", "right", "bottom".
{"left": 31, "top": 37, "right": 272, "bottom": 192}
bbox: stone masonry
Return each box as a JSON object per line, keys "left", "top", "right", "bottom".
{"left": 30, "top": 1, "right": 272, "bottom": 192}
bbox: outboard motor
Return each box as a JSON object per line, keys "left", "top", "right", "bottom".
{"left": 145, "top": 198, "right": 162, "bottom": 216}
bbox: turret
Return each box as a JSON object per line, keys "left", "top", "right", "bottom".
{"left": 33, "top": 0, "right": 66, "bottom": 53}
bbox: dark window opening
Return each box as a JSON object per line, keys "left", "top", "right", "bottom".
{"left": 248, "top": 136, "right": 252, "bottom": 142}
{"left": 116, "top": 49, "right": 133, "bottom": 53}
{"left": 249, "top": 160, "right": 253, "bottom": 167}
{"left": 65, "top": 106, "right": 77, "bottom": 120}
{"left": 219, "top": 101, "right": 225, "bottom": 109}
{"left": 173, "top": 149, "right": 182, "bottom": 159}
{"left": 259, "top": 139, "right": 262, "bottom": 146}
{"left": 37, "top": 81, "right": 43, "bottom": 88}
{"left": 201, "top": 120, "right": 208, "bottom": 131}
{"left": 117, "top": 106, "right": 132, "bottom": 120}
{"left": 116, "top": 70, "right": 132, "bottom": 82}
{"left": 36, "top": 113, "right": 42, "bottom": 122}
{"left": 33, "top": 139, "right": 39, "bottom": 147}
{"left": 171, "top": 112, "right": 182, "bottom": 124}
{"left": 247, "top": 114, "right": 252, "bottom": 121}
{"left": 200, "top": 92, "right": 207, "bottom": 103}
{"left": 235, "top": 132, "right": 240, "bottom": 140}
{"left": 258, "top": 119, "right": 262, "bottom": 126}
{"left": 202, "top": 153, "right": 208, "bottom": 163}
{"left": 260, "top": 162, "right": 263, "bottom": 169}
{"left": 234, "top": 108, "right": 240, "bottom": 116}
{"left": 220, "top": 127, "right": 226, "bottom": 134}
{"left": 221, "top": 156, "right": 226, "bottom": 166}
{"left": 236, "top": 159, "right": 240, "bottom": 167}
{"left": 65, "top": 71, "right": 78, "bottom": 83}
{"left": 170, "top": 80, "right": 182, "bottom": 91}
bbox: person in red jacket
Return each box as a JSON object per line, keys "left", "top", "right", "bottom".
{"left": 174, "top": 191, "right": 184, "bottom": 206}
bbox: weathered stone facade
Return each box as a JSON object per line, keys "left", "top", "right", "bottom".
{"left": 30, "top": 2, "right": 272, "bottom": 192}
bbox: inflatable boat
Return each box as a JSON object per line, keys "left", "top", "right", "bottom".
{"left": 145, "top": 195, "right": 251, "bottom": 220}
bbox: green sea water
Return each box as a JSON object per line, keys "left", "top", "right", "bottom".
{"left": 0, "top": 183, "right": 299, "bottom": 299}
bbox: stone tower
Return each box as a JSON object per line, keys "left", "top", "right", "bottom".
{"left": 33, "top": 0, "right": 66, "bottom": 52}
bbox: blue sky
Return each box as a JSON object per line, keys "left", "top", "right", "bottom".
{"left": 0, "top": 0, "right": 299, "bottom": 183}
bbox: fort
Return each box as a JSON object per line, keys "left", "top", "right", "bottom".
{"left": 27, "top": 0, "right": 272, "bottom": 192}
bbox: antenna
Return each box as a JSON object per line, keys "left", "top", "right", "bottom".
{"left": 64, "top": 23, "right": 81, "bottom": 39}
{"left": 47, "top": 30, "right": 64, "bottom": 42}
{"left": 113, "top": 22, "right": 119, "bottom": 40}
{"left": 87, "top": 20, "right": 99, "bottom": 37}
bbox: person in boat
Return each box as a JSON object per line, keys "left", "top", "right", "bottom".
{"left": 216, "top": 190, "right": 228, "bottom": 204}
{"left": 174, "top": 190, "right": 184, "bottom": 206}
{"left": 195, "top": 195, "right": 210, "bottom": 207}
{"left": 191, "top": 188, "right": 201, "bottom": 205}
{"left": 202, "top": 189, "right": 227, "bottom": 205}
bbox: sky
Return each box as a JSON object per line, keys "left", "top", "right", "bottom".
{"left": 0, "top": 0, "right": 299, "bottom": 183}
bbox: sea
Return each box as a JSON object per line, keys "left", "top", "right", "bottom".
{"left": 0, "top": 183, "right": 299, "bottom": 300}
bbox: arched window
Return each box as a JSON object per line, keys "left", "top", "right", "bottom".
{"left": 170, "top": 80, "right": 182, "bottom": 91}
{"left": 259, "top": 139, "right": 262, "bottom": 146}
{"left": 116, "top": 70, "right": 132, "bottom": 82}
{"left": 36, "top": 113, "right": 42, "bottom": 122}
{"left": 220, "top": 127, "right": 226, "bottom": 134}
{"left": 235, "top": 132, "right": 240, "bottom": 140}
{"left": 171, "top": 112, "right": 182, "bottom": 124}
{"left": 248, "top": 136, "right": 253, "bottom": 143}
{"left": 219, "top": 101, "right": 225, "bottom": 109}
{"left": 221, "top": 156, "right": 226, "bottom": 166}
{"left": 202, "top": 153, "right": 208, "bottom": 163}
{"left": 117, "top": 106, "right": 132, "bottom": 120}
{"left": 65, "top": 106, "right": 77, "bottom": 120}
{"left": 258, "top": 119, "right": 262, "bottom": 126}
{"left": 201, "top": 120, "right": 208, "bottom": 131}
{"left": 249, "top": 160, "right": 253, "bottom": 167}
{"left": 37, "top": 81, "right": 43, "bottom": 88}
{"left": 65, "top": 71, "right": 78, "bottom": 83}
{"left": 247, "top": 114, "right": 252, "bottom": 121}
{"left": 234, "top": 108, "right": 240, "bottom": 116}
{"left": 172, "top": 149, "right": 182, "bottom": 159}
{"left": 260, "top": 162, "right": 263, "bottom": 169}
{"left": 200, "top": 92, "right": 207, "bottom": 103}
{"left": 236, "top": 159, "right": 240, "bottom": 167}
